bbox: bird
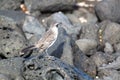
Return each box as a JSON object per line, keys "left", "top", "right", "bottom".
{"left": 20, "top": 22, "right": 61, "bottom": 57}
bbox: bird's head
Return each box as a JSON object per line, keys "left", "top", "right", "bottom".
{"left": 54, "top": 22, "right": 62, "bottom": 27}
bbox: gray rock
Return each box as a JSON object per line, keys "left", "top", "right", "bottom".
{"left": 95, "top": 0, "right": 120, "bottom": 23}
{"left": 113, "top": 52, "right": 120, "bottom": 58}
{"left": 96, "top": 69, "right": 120, "bottom": 80}
{"left": 0, "top": 11, "right": 28, "bottom": 58}
{"left": 0, "top": 74, "right": 11, "bottom": 80}
{"left": 102, "top": 70, "right": 120, "bottom": 80}
{"left": 25, "top": 0, "right": 76, "bottom": 12}
{"left": 104, "top": 42, "right": 113, "bottom": 53}
{"left": 23, "top": 56, "right": 92, "bottom": 80}
{"left": 73, "top": 46, "right": 96, "bottom": 78}
{"left": 0, "top": 10, "right": 26, "bottom": 23}
{"left": 80, "top": 23, "right": 98, "bottom": 41}
{"left": 22, "top": 15, "right": 45, "bottom": 44}
{"left": 114, "top": 43, "right": 120, "bottom": 52}
{"left": 75, "top": 39, "right": 97, "bottom": 53}
{"left": 74, "top": 53, "right": 97, "bottom": 77}
{"left": 72, "top": 8, "right": 98, "bottom": 25}
{"left": 43, "top": 12, "right": 81, "bottom": 40}
{"left": 23, "top": 15, "right": 45, "bottom": 35}
{"left": 99, "top": 20, "right": 120, "bottom": 45}
{"left": 66, "top": 13, "right": 80, "bottom": 25}
{"left": 65, "top": 14, "right": 82, "bottom": 36}
{"left": 91, "top": 52, "right": 107, "bottom": 67}
{"left": 60, "top": 36, "right": 74, "bottom": 65}
{"left": 0, "top": 55, "right": 93, "bottom": 80}
{"left": 0, "top": 58, "right": 25, "bottom": 80}
{"left": 0, "top": 0, "right": 21, "bottom": 10}
{"left": 99, "top": 56, "right": 120, "bottom": 70}
{"left": 91, "top": 51, "right": 115, "bottom": 78}
{"left": 0, "top": 10, "right": 26, "bottom": 38}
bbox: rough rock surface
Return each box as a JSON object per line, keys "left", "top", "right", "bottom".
{"left": 73, "top": 8, "right": 97, "bottom": 25}
{"left": 99, "top": 20, "right": 120, "bottom": 45}
{"left": 104, "top": 42, "right": 113, "bottom": 53}
{"left": 22, "top": 15, "right": 45, "bottom": 44}
{"left": 0, "top": 10, "right": 26, "bottom": 23}
{"left": 0, "top": 56, "right": 93, "bottom": 80}
{"left": 0, "top": 58, "right": 24, "bottom": 80}
{"left": 76, "top": 39, "right": 97, "bottom": 53}
{"left": 25, "top": 0, "right": 76, "bottom": 13}
{"left": 95, "top": 0, "right": 120, "bottom": 23}
{"left": 23, "top": 56, "right": 84, "bottom": 80}
{"left": 95, "top": 69, "right": 120, "bottom": 80}
{"left": 114, "top": 43, "right": 120, "bottom": 52}
{"left": 2, "top": 0, "right": 120, "bottom": 80}
{"left": 80, "top": 23, "right": 98, "bottom": 41}
{"left": 0, "top": 74, "right": 11, "bottom": 80}
{"left": 0, "top": 11, "right": 28, "bottom": 58}
{"left": 0, "top": 0, "right": 21, "bottom": 10}
{"left": 99, "top": 56, "right": 120, "bottom": 70}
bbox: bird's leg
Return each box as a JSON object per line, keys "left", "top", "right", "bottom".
{"left": 45, "top": 49, "right": 54, "bottom": 59}
{"left": 45, "top": 49, "right": 49, "bottom": 56}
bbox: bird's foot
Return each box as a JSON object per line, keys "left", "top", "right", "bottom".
{"left": 45, "top": 55, "right": 55, "bottom": 60}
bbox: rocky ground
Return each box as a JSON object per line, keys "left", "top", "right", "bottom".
{"left": 0, "top": 0, "right": 120, "bottom": 80}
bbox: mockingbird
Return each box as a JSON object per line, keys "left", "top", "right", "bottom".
{"left": 20, "top": 22, "right": 61, "bottom": 57}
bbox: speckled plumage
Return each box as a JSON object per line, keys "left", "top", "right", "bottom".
{"left": 20, "top": 22, "right": 60, "bottom": 56}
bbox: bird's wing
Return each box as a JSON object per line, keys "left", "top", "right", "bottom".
{"left": 35, "top": 29, "right": 55, "bottom": 49}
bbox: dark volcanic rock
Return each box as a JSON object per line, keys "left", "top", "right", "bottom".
{"left": 0, "top": 58, "right": 25, "bottom": 80}
{"left": 96, "top": 69, "right": 120, "bottom": 80}
{"left": 91, "top": 52, "right": 110, "bottom": 67}
{"left": 93, "top": 52, "right": 106, "bottom": 68}
{"left": 72, "top": 43, "right": 96, "bottom": 78}
{"left": 0, "top": 11, "right": 28, "bottom": 58}
{"left": 25, "top": 0, "right": 76, "bottom": 13}
{"left": 23, "top": 56, "right": 92, "bottom": 80}
{"left": 104, "top": 42, "right": 114, "bottom": 53}
{"left": 72, "top": 8, "right": 97, "bottom": 25}
{"left": 99, "top": 20, "right": 120, "bottom": 45}
{"left": 0, "top": 10, "right": 26, "bottom": 22}
{"left": 75, "top": 23, "right": 98, "bottom": 54}
{"left": 66, "top": 8, "right": 98, "bottom": 38}
{"left": 0, "top": 55, "right": 94, "bottom": 80}
{"left": 79, "top": 56, "right": 96, "bottom": 77}
{"left": 22, "top": 15, "right": 45, "bottom": 44}
{"left": 76, "top": 39, "right": 97, "bottom": 53}
{"left": 0, "top": 0, "right": 21, "bottom": 10}
{"left": 95, "top": 0, "right": 120, "bottom": 23}
{"left": 0, "top": 74, "right": 11, "bottom": 80}
{"left": 80, "top": 23, "right": 98, "bottom": 41}
{"left": 99, "top": 56, "right": 120, "bottom": 70}
{"left": 114, "top": 43, "right": 120, "bottom": 52}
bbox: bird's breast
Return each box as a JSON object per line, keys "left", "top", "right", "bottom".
{"left": 52, "top": 27, "right": 58, "bottom": 38}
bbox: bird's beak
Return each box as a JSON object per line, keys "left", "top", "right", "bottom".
{"left": 58, "top": 22, "right": 62, "bottom": 25}
{"left": 59, "top": 22, "right": 63, "bottom": 26}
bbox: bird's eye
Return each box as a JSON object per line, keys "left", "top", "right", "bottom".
{"left": 56, "top": 24, "right": 59, "bottom": 27}
{"left": 55, "top": 23, "right": 62, "bottom": 27}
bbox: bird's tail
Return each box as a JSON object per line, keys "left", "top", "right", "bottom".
{"left": 20, "top": 45, "right": 37, "bottom": 56}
